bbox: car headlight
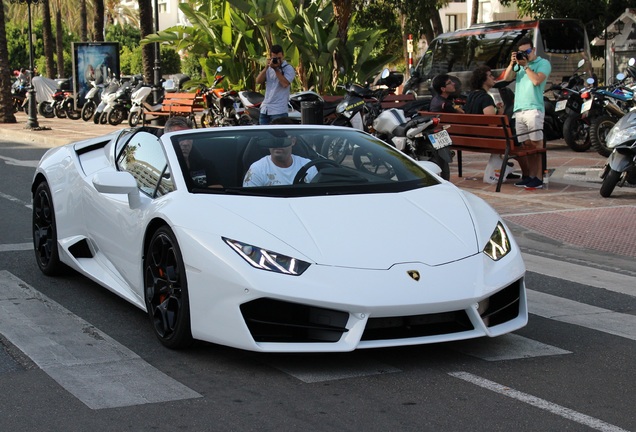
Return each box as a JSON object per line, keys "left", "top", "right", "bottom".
{"left": 223, "top": 237, "right": 310, "bottom": 275}
{"left": 483, "top": 222, "right": 511, "bottom": 261}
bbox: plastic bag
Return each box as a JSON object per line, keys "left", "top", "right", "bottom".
{"left": 483, "top": 154, "right": 514, "bottom": 184}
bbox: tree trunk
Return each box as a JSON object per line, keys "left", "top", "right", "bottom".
{"left": 430, "top": 6, "right": 444, "bottom": 37}
{"left": 42, "top": 0, "right": 55, "bottom": 78}
{"left": 93, "top": 0, "right": 105, "bottom": 41}
{"left": 138, "top": 0, "right": 155, "bottom": 85}
{"left": 471, "top": 0, "right": 479, "bottom": 25}
{"left": 0, "top": 0, "right": 17, "bottom": 123}
{"left": 80, "top": 0, "right": 88, "bottom": 42}
{"left": 56, "top": 9, "right": 64, "bottom": 78}
{"left": 332, "top": 0, "right": 352, "bottom": 44}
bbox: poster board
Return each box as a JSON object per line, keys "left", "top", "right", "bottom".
{"left": 72, "top": 42, "right": 120, "bottom": 108}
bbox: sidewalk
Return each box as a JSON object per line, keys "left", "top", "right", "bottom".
{"left": 2, "top": 112, "right": 636, "bottom": 259}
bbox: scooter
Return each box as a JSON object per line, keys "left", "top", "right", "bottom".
{"left": 81, "top": 80, "right": 105, "bottom": 121}
{"left": 599, "top": 110, "right": 636, "bottom": 197}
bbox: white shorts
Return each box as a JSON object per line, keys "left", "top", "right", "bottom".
{"left": 513, "top": 109, "right": 544, "bottom": 142}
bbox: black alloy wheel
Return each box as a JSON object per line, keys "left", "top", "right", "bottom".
{"left": 32, "top": 182, "right": 65, "bottom": 275}
{"left": 144, "top": 226, "right": 193, "bottom": 349}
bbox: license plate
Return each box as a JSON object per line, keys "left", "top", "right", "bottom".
{"left": 428, "top": 130, "right": 452, "bottom": 149}
{"left": 580, "top": 99, "right": 593, "bottom": 115}
{"left": 555, "top": 100, "right": 567, "bottom": 111}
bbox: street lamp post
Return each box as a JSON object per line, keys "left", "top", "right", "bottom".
{"left": 10, "top": 0, "right": 43, "bottom": 129}
{"left": 152, "top": 0, "right": 162, "bottom": 105}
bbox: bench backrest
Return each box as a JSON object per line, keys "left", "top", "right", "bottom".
{"left": 418, "top": 111, "right": 514, "bottom": 152}
{"left": 162, "top": 93, "right": 204, "bottom": 114}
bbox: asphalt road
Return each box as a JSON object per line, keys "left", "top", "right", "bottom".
{"left": 1, "top": 138, "right": 634, "bottom": 432}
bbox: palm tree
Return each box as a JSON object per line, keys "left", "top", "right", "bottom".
{"left": 138, "top": 0, "right": 155, "bottom": 85}
{"left": 42, "top": 0, "right": 56, "bottom": 78}
{"left": 0, "top": 0, "right": 17, "bottom": 123}
{"left": 93, "top": 0, "right": 105, "bottom": 41}
{"left": 81, "top": 0, "right": 89, "bottom": 41}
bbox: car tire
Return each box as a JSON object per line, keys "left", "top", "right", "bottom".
{"left": 32, "top": 181, "right": 66, "bottom": 276}
{"left": 144, "top": 226, "right": 193, "bottom": 349}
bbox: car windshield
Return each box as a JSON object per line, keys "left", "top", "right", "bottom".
{"left": 168, "top": 126, "right": 440, "bottom": 197}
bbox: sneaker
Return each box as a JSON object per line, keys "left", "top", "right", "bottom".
{"left": 506, "top": 172, "right": 521, "bottom": 180}
{"left": 514, "top": 176, "right": 532, "bottom": 187}
{"left": 524, "top": 177, "right": 543, "bottom": 189}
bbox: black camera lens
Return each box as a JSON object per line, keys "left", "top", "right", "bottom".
{"left": 272, "top": 57, "right": 279, "bottom": 65}
{"left": 516, "top": 51, "right": 527, "bottom": 61}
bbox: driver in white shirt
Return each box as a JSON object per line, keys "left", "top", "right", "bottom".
{"left": 243, "top": 135, "right": 317, "bottom": 187}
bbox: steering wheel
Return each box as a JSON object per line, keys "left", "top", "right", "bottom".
{"left": 293, "top": 158, "right": 341, "bottom": 184}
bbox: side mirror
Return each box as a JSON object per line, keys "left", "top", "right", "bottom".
{"left": 216, "top": 66, "right": 223, "bottom": 73}
{"left": 586, "top": 77, "right": 595, "bottom": 85}
{"left": 577, "top": 59, "right": 585, "bottom": 68}
{"left": 381, "top": 68, "right": 390, "bottom": 79}
{"left": 92, "top": 172, "right": 141, "bottom": 209}
{"left": 616, "top": 73, "right": 626, "bottom": 81}
{"left": 629, "top": 58, "right": 636, "bottom": 67}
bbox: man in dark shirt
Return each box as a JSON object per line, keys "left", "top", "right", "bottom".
{"left": 430, "top": 74, "right": 464, "bottom": 113}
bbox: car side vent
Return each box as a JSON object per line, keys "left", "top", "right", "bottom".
{"left": 481, "top": 279, "right": 522, "bottom": 327}
{"left": 240, "top": 298, "right": 349, "bottom": 343}
{"left": 68, "top": 238, "right": 94, "bottom": 259}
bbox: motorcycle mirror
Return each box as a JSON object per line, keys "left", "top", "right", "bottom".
{"left": 616, "top": 73, "right": 626, "bottom": 81}
{"left": 629, "top": 58, "right": 636, "bottom": 67}
{"left": 577, "top": 59, "right": 585, "bottom": 68}
{"left": 216, "top": 66, "right": 223, "bottom": 73}
{"left": 381, "top": 68, "right": 390, "bottom": 79}
{"left": 586, "top": 77, "right": 595, "bottom": 85}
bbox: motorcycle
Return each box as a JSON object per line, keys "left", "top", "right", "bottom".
{"left": 580, "top": 65, "right": 636, "bottom": 157}
{"left": 106, "top": 77, "right": 139, "bottom": 126}
{"left": 559, "top": 60, "right": 595, "bottom": 152}
{"left": 320, "top": 68, "right": 405, "bottom": 162}
{"left": 545, "top": 59, "right": 591, "bottom": 150}
{"left": 81, "top": 80, "right": 105, "bottom": 122}
{"left": 199, "top": 66, "right": 252, "bottom": 127}
{"left": 371, "top": 108, "right": 453, "bottom": 180}
{"left": 599, "top": 110, "right": 636, "bottom": 197}
{"left": 11, "top": 79, "right": 28, "bottom": 113}
{"left": 93, "top": 79, "right": 122, "bottom": 124}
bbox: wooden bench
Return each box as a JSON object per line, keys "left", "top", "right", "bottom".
{"left": 144, "top": 92, "right": 205, "bottom": 127}
{"left": 418, "top": 111, "right": 547, "bottom": 192}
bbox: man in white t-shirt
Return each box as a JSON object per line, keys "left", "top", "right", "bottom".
{"left": 243, "top": 135, "right": 317, "bottom": 187}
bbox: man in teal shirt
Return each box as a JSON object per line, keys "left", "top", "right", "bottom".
{"left": 503, "top": 37, "right": 551, "bottom": 189}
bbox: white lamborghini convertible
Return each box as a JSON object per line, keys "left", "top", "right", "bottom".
{"left": 32, "top": 124, "right": 527, "bottom": 352}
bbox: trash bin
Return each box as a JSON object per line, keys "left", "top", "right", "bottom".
{"left": 301, "top": 100, "right": 324, "bottom": 125}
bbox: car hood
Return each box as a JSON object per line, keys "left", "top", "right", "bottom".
{"left": 217, "top": 185, "right": 479, "bottom": 269}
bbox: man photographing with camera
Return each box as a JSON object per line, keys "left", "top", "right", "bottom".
{"left": 255, "top": 44, "right": 296, "bottom": 125}
{"left": 503, "top": 37, "right": 551, "bottom": 189}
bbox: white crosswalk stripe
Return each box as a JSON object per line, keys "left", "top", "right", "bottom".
{"left": 0, "top": 271, "right": 201, "bottom": 409}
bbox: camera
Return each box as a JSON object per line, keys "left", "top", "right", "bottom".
{"left": 271, "top": 57, "right": 279, "bottom": 65}
{"left": 516, "top": 51, "right": 528, "bottom": 61}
